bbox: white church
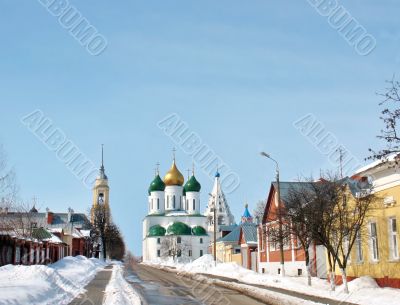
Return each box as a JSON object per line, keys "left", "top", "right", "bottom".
{"left": 142, "top": 157, "right": 235, "bottom": 262}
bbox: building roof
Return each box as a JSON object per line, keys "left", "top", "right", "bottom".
{"left": 240, "top": 222, "right": 258, "bottom": 243}
{"left": 219, "top": 224, "right": 238, "bottom": 232}
{"left": 217, "top": 225, "right": 241, "bottom": 243}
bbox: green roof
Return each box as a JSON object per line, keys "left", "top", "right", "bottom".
{"left": 148, "top": 225, "right": 166, "bottom": 237}
{"left": 148, "top": 175, "right": 166, "bottom": 194}
{"left": 32, "top": 228, "right": 52, "bottom": 240}
{"left": 167, "top": 222, "right": 192, "bottom": 235}
{"left": 184, "top": 175, "right": 201, "bottom": 193}
{"left": 192, "top": 226, "right": 207, "bottom": 236}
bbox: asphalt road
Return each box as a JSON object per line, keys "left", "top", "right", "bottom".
{"left": 126, "top": 263, "right": 268, "bottom": 305}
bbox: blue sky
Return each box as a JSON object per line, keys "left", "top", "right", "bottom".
{"left": 1, "top": 1, "right": 399, "bottom": 254}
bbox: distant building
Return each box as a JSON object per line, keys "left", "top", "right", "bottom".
{"left": 204, "top": 171, "right": 235, "bottom": 239}
{"left": 215, "top": 204, "right": 257, "bottom": 270}
{"left": 142, "top": 157, "right": 209, "bottom": 262}
{"left": 0, "top": 207, "right": 91, "bottom": 266}
{"left": 341, "top": 157, "right": 400, "bottom": 288}
{"left": 258, "top": 182, "right": 327, "bottom": 278}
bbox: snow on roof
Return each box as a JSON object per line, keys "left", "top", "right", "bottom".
{"left": 43, "top": 234, "right": 63, "bottom": 244}
{"left": 48, "top": 228, "right": 63, "bottom": 233}
{"left": 80, "top": 230, "right": 91, "bottom": 237}
{"left": 354, "top": 153, "right": 399, "bottom": 175}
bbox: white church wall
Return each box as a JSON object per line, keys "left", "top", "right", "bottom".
{"left": 164, "top": 186, "right": 183, "bottom": 211}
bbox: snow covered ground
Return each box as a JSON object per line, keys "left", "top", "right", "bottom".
{"left": 0, "top": 256, "right": 106, "bottom": 305}
{"left": 145, "top": 254, "right": 400, "bottom": 305}
{"left": 103, "top": 262, "right": 141, "bottom": 305}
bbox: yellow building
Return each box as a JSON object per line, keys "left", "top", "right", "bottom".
{"left": 215, "top": 225, "right": 241, "bottom": 264}
{"left": 343, "top": 157, "right": 400, "bottom": 288}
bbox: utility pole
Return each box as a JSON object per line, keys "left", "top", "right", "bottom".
{"left": 260, "top": 151, "right": 285, "bottom": 277}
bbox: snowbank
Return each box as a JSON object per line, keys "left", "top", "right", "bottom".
{"left": 0, "top": 256, "right": 106, "bottom": 305}
{"left": 145, "top": 255, "right": 400, "bottom": 305}
{"left": 103, "top": 262, "right": 141, "bottom": 305}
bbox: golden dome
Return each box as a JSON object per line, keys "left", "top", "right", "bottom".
{"left": 164, "top": 160, "right": 184, "bottom": 186}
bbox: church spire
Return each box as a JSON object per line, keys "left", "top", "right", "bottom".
{"left": 98, "top": 144, "right": 108, "bottom": 180}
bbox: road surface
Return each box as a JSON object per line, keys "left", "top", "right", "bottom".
{"left": 126, "top": 263, "right": 268, "bottom": 305}
{"left": 69, "top": 265, "right": 113, "bottom": 305}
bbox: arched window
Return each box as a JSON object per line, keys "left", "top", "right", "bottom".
{"left": 173, "top": 195, "right": 176, "bottom": 209}
{"left": 192, "top": 199, "right": 195, "bottom": 211}
{"left": 200, "top": 238, "right": 203, "bottom": 244}
{"left": 157, "top": 198, "right": 160, "bottom": 210}
{"left": 177, "top": 237, "right": 182, "bottom": 244}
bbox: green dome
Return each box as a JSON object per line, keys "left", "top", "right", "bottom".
{"left": 184, "top": 175, "right": 201, "bottom": 193}
{"left": 148, "top": 175, "right": 166, "bottom": 194}
{"left": 148, "top": 225, "right": 166, "bottom": 237}
{"left": 192, "top": 226, "right": 207, "bottom": 236}
{"left": 167, "top": 222, "right": 192, "bottom": 235}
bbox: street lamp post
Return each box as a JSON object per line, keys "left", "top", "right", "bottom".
{"left": 260, "top": 151, "right": 285, "bottom": 277}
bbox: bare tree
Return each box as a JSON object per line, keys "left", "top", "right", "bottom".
{"left": 253, "top": 200, "right": 266, "bottom": 224}
{"left": 91, "top": 204, "right": 110, "bottom": 260}
{"left": 160, "top": 236, "right": 191, "bottom": 262}
{"left": 368, "top": 77, "right": 400, "bottom": 161}
{"left": 105, "top": 223, "right": 125, "bottom": 260}
{"left": 302, "top": 177, "right": 377, "bottom": 293}
{"left": 285, "top": 183, "right": 317, "bottom": 286}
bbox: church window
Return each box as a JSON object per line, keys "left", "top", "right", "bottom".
{"left": 177, "top": 250, "right": 182, "bottom": 257}
{"left": 98, "top": 193, "right": 104, "bottom": 204}
{"left": 157, "top": 250, "right": 160, "bottom": 257}
{"left": 173, "top": 195, "right": 176, "bottom": 209}
{"left": 177, "top": 237, "right": 181, "bottom": 244}
{"left": 192, "top": 199, "right": 195, "bottom": 210}
{"left": 189, "top": 250, "right": 192, "bottom": 257}
{"left": 157, "top": 198, "right": 160, "bottom": 209}
{"left": 157, "top": 238, "right": 161, "bottom": 244}
{"left": 200, "top": 250, "right": 203, "bottom": 257}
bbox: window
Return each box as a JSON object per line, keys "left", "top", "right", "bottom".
{"left": 177, "top": 237, "right": 182, "bottom": 244}
{"left": 157, "top": 198, "right": 159, "bottom": 210}
{"left": 200, "top": 250, "right": 203, "bottom": 257}
{"left": 157, "top": 238, "right": 161, "bottom": 244}
{"left": 389, "top": 218, "right": 398, "bottom": 260}
{"left": 157, "top": 250, "right": 160, "bottom": 257}
{"left": 177, "top": 250, "right": 182, "bottom": 257}
{"left": 356, "top": 231, "right": 363, "bottom": 263}
{"left": 218, "top": 216, "right": 223, "bottom": 225}
{"left": 173, "top": 195, "right": 176, "bottom": 209}
{"left": 235, "top": 248, "right": 241, "bottom": 254}
{"left": 200, "top": 238, "right": 203, "bottom": 244}
{"left": 167, "top": 196, "right": 169, "bottom": 208}
{"left": 151, "top": 198, "right": 154, "bottom": 210}
{"left": 189, "top": 250, "right": 192, "bottom": 257}
{"left": 297, "top": 269, "right": 303, "bottom": 276}
{"left": 370, "top": 222, "right": 379, "bottom": 261}
{"left": 192, "top": 199, "right": 195, "bottom": 210}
